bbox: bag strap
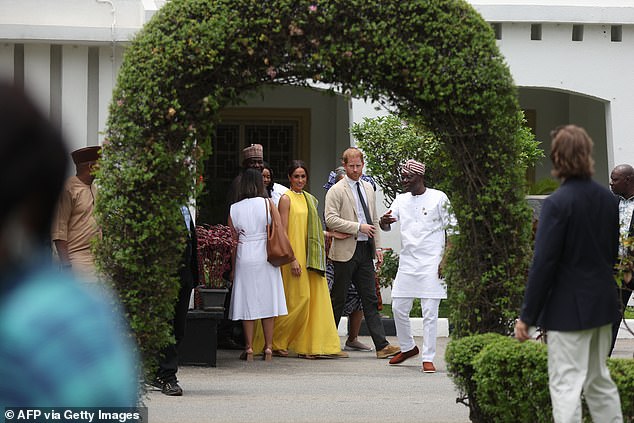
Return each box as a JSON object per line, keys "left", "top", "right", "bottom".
{"left": 265, "top": 198, "right": 272, "bottom": 236}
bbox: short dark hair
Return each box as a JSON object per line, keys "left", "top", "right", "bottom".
{"left": 550, "top": 125, "right": 594, "bottom": 179}
{"left": 237, "top": 168, "right": 266, "bottom": 201}
{"left": 0, "top": 82, "right": 68, "bottom": 240}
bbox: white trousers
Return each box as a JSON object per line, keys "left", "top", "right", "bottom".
{"left": 547, "top": 324, "right": 622, "bottom": 423}
{"left": 392, "top": 297, "right": 440, "bottom": 362}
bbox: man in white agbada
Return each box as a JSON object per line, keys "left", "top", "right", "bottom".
{"left": 380, "top": 159, "right": 456, "bottom": 373}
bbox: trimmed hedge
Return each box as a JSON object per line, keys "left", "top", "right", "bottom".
{"left": 446, "top": 334, "right": 634, "bottom": 422}
{"left": 473, "top": 338, "right": 551, "bottom": 422}
{"left": 96, "top": 0, "right": 532, "bottom": 378}
{"left": 446, "top": 333, "right": 506, "bottom": 422}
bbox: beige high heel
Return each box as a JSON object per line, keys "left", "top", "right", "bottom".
{"left": 263, "top": 347, "right": 273, "bottom": 362}
{"left": 240, "top": 348, "right": 254, "bottom": 362}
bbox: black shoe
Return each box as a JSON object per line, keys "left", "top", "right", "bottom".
{"left": 150, "top": 378, "right": 183, "bottom": 396}
{"left": 148, "top": 378, "right": 163, "bottom": 391}
{"left": 161, "top": 381, "right": 183, "bottom": 396}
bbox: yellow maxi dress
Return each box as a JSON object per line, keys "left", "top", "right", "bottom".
{"left": 254, "top": 190, "right": 341, "bottom": 355}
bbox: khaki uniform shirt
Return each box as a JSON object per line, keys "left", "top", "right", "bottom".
{"left": 51, "top": 176, "right": 100, "bottom": 278}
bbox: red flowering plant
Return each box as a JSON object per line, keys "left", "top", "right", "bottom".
{"left": 196, "top": 224, "right": 237, "bottom": 289}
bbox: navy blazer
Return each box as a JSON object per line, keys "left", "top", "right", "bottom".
{"left": 520, "top": 177, "right": 620, "bottom": 331}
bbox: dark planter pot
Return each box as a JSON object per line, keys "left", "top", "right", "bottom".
{"left": 358, "top": 317, "right": 396, "bottom": 337}
{"left": 198, "top": 287, "right": 229, "bottom": 311}
{"left": 180, "top": 310, "right": 224, "bottom": 367}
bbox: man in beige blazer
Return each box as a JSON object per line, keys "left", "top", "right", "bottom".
{"left": 325, "top": 147, "right": 401, "bottom": 359}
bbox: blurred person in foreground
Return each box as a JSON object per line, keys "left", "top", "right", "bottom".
{"left": 0, "top": 82, "right": 138, "bottom": 406}
{"left": 514, "top": 125, "right": 622, "bottom": 423}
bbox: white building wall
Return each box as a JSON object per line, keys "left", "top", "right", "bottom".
{"left": 473, "top": 4, "right": 634, "bottom": 174}
{"left": 61, "top": 45, "right": 89, "bottom": 152}
{"left": 23, "top": 44, "right": 50, "bottom": 116}
{"left": 0, "top": 1, "right": 632, "bottom": 184}
{"left": 98, "top": 45, "right": 125, "bottom": 144}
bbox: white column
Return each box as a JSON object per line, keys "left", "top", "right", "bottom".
{"left": 609, "top": 99, "right": 634, "bottom": 168}
{"left": 61, "top": 45, "right": 88, "bottom": 152}
{"left": 98, "top": 45, "right": 124, "bottom": 144}
{"left": 24, "top": 43, "right": 51, "bottom": 117}
{"left": 0, "top": 43, "right": 13, "bottom": 81}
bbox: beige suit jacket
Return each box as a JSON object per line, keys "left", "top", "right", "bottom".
{"left": 324, "top": 177, "right": 381, "bottom": 262}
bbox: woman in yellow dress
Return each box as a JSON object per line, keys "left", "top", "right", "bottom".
{"left": 254, "top": 160, "right": 346, "bottom": 358}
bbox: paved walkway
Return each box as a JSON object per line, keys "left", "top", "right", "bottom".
{"left": 145, "top": 336, "right": 634, "bottom": 423}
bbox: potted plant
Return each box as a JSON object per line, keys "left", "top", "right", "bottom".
{"left": 195, "top": 224, "right": 235, "bottom": 311}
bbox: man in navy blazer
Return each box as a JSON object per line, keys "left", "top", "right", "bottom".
{"left": 515, "top": 125, "right": 622, "bottom": 422}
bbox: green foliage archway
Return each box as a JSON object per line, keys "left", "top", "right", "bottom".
{"left": 95, "top": 0, "right": 532, "bottom": 376}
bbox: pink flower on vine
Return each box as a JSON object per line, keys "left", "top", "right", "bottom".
{"left": 309, "top": 4, "right": 317, "bottom": 12}
{"left": 343, "top": 50, "right": 353, "bottom": 58}
{"left": 116, "top": 99, "right": 124, "bottom": 107}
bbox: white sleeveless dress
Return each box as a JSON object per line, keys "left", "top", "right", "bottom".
{"left": 229, "top": 197, "right": 288, "bottom": 320}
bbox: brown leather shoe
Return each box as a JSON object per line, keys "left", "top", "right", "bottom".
{"left": 389, "top": 346, "right": 419, "bottom": 364}
{"left": 376, "top": 344, "right": 401, "bottom": 359}
{"left": 422, "top": 361, "right": 436, "bottom": 373}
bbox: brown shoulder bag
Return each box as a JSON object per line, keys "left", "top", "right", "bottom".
{"left": 265, "top": 198, "right": 295, "bottom": 266}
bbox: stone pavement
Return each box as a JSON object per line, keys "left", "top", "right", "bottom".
{"left": 144, "top": 337, "right": 634, "bottom": 423}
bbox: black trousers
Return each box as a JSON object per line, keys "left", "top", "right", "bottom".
{"left": 611, "top": 282, "right": 633, "bottom": 355}
{"left": 157, "top": 282, "right": 192, "bottom": 383}
{"left": 331, "top": 241, "right": 388, "bottom": 351}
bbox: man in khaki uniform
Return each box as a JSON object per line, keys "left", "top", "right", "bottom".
{"left": 51, "top": 146, "right": 101, "bottom": 281}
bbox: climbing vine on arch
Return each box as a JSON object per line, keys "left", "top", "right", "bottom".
{"left": 95, "top": 0, "right": 533, "bottom": 377}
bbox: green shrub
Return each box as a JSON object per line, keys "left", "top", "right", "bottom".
{"left": 473, "top": 339, "right": 551, "bottom": 423}
{"left": 445, "top": 333, "right": 506, "bottom": 422}
{"left": 352, "top": 115, "right": 449, "bottom": 206}
{"left": 449, "top": 334, "right": 634, "bottom": 422}
{"left": 377, "top": 249, "right": 399, "bottom": 289}
{"left": 608, "top": 359, "right": 634, "bottom": 422}
{"left": 528, "top": 177, "right": 559, "bottom": 195}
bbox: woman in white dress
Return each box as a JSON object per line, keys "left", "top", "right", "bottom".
{"left": 228, "top": 169, "right": 288, "bottom": 361}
